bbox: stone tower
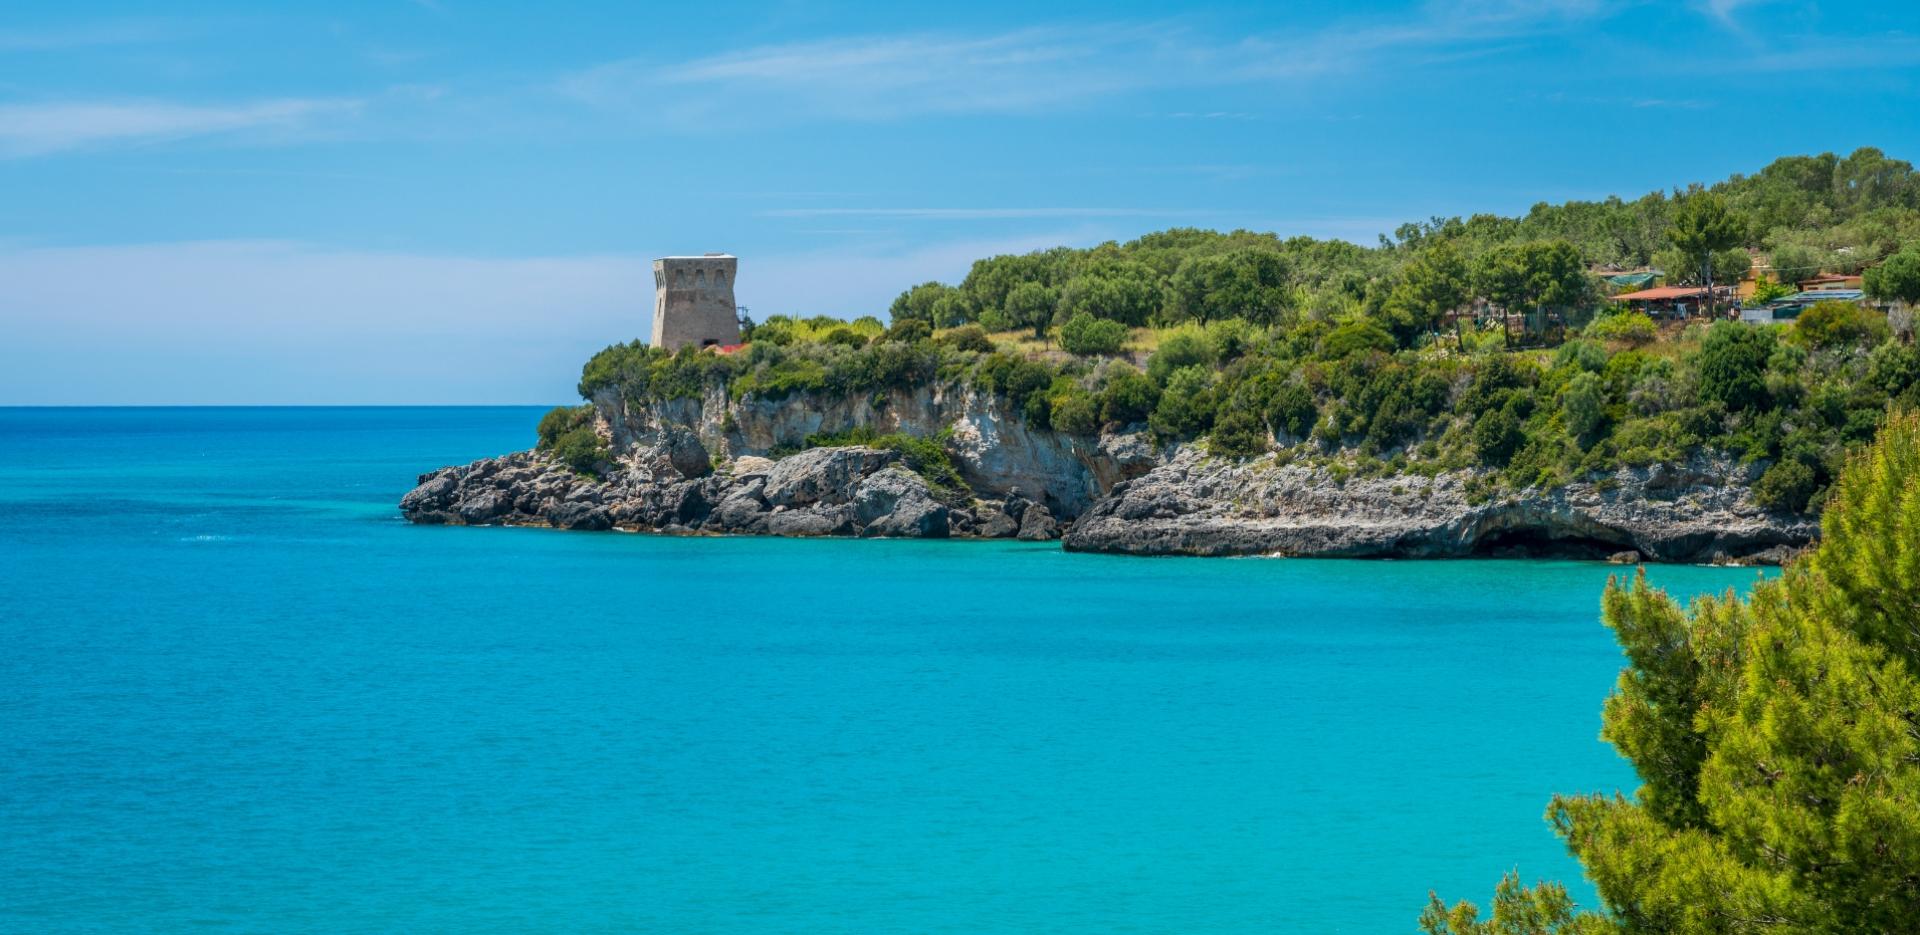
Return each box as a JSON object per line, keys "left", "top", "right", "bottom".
{"left": 651, "top": 253, "right": 740, "bottom": 352}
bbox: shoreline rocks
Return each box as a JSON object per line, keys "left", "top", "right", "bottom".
{"left": 399, "top": 385, "right": 1819, "bottom": 564}
{"left": 399, "top": 446, "right": 1059, "bottom": 542}
{"left": 1059, "top": 449, "right": 1816, "bottom": 565}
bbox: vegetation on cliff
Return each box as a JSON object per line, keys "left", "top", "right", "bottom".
{"left": 564, "top": 149, "right": 1920, "bottom": 512}
{"left": 1419, "top": 410, "right": 1920, "bottom": 934}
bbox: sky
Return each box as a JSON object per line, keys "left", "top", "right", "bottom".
{"left": 2, "top": 1, "right": 1917, "bottom": 404}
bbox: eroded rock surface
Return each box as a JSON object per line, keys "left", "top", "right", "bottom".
{"left": 1062, "top": 449, "right": 1815, "bottom": 564}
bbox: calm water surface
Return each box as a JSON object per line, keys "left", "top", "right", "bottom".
{"left": 0, "top": 407, "right": 1769, "bottom": 933}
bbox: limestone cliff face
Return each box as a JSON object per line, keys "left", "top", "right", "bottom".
{"left": 400, "top": 380, "right": 1818, "bottom": 563}
{"left": 591, "top": 382, "right": 1153, "bottom": 518}
{"left": 1063, "top": 448, "right": 1815, "bottom": 563}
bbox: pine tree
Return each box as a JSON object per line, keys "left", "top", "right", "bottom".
{"left": 1424, "top": 411, "right": 1920, "bottom": 934}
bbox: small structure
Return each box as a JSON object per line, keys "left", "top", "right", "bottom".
{"left": 1608, "top": 285, "right": 1735, "bottom": 319}
{"left": 652, "top": 253, "right": 741, "bottom": 352}
{"left": 1798, "top": 272, "right": 1865, "bottom": 293}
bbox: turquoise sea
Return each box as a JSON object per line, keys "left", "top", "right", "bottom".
{"left": 0, "top": 407, "right": 1770, "bottom": 933}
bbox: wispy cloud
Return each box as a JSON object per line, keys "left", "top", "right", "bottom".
{"left": 0, "top": 233, "right": 1094, "bottom": 403}
{"left": 0, "top": 97, "right": 362, "bottom": 157}
{"left": 560, "top": 1, "right": 1619, "bottom": 124}
{"left": 762, "top": 207, "right": 1214, "bottom": 220}
{"left": 0, "top": 19, "right": 188, "bottom": 53}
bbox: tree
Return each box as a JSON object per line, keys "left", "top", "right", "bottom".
{"left": 889, "top": 281, "right": 961, "bottom": 325}
{"left": 1667, "top": 191, "right": 1748, "bottom": 317}
{"left": 1794, "top": 300, "right": 1889, "bottom": 348}
{"left": 1004, "top": 282, "right": 1059, "bottom": 339}
{"left": 1058, "top": 260, "right": 1164, "bottom": 326}
{"left": 1426, "top": 411, "right": 1920, "bottom": 933}
{"left": 1382, "top": 241, "right": 1470, "bottom": 344}
{"left": 1148, "top": 365, "right": 1218, "bottom": 438}
{"left": 1057, "top": 312, "right": 1129, "bottom": 356}
{"left": 1864, "top": 248, "right": 1920, "bottom": 315}
{"left": 1167, "top": 249, "right": 1294, "bottom": 325}
{"left": 1696, "top": 321, "right": 1772, "bottom": 410}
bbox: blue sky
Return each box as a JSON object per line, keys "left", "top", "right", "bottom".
{"left": 2, "top": 0, "right": 1917, "bottom": 404}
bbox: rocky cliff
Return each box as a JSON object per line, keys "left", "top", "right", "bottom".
{"left": 400, "top": 382, "right": 1817, "bottom": 563}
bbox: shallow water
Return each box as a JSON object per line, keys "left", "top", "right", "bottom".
{"left": 0, "top": 407, "right": 1770, "bottom": 933}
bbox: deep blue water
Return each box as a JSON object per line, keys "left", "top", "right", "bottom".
{"left": 0, "top": 407, "right": 1770, "bottom": 933}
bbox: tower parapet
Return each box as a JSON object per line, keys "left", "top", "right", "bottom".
{"left": 652, "top": 253, "right": 739, "bottom": 351}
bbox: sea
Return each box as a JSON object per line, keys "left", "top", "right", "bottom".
{"left": 0, "top": 407, "right": 1771, "bottom": 934}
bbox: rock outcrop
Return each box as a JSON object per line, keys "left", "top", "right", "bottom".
{"left": 1062, "top": 449, "right": 1815, "bottom": 563}
{"left": 401, "top": 382, "right": 1819, "bottom": 562}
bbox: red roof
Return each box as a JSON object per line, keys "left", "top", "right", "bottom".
{"left": 1611, "top": 286, "right": 1711, "bottom": 301}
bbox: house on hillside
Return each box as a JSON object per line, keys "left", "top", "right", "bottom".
{"left": 1799, "top": 272, "right": 1865, "bottom": 292}
{"left": 1609, "top": 285, "right": 1736, "bottom": 319}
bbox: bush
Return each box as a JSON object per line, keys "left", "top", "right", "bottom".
{"left": 1319, "top": 319, "right": 1396, "bottom": 359}
{"left": 1267, "top": 381, "right": 1318, "bottom": 439}
{"left": 550, "top": 427, "right": 609, "bottom": 476}
{"left": 939, "top": 324, "right": 995, "bottom": 353}
{"left": 1794, "top": 300, "right": 1889, "bottom": 348}
{"left": 1472, "top": 407, "right": 1523, "bottom": 466}
{"left": 1697, "top": 321, "right": 1773, "bottom": 411}
{"left": 1147, "top": 327, "right": 1215, "bottom": 383}
{"left": 1753, "top": 457, "right": 1817, "bottom": 512}
{"left": 1057, "top": 312, "right": 1129, "bottom": 356}
{"left": 1149, "top": 365, "right": 1217, "bottom": 439}
{"left": 1098, "top": 363, "right": 1159, "bottom": 427}
{"left": 1051, "top": 392, "right": 1099, "bottom": 435}
{"left": 536, "top": 404, "right": 593, "bottom": 449}
{"left": 1209, "top": 408, "right": 1270, "bottom": 457}
{"left": 1584, "top": 310, "right": 1658, "bottom": 346}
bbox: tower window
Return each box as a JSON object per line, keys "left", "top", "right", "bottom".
{"left": 696, "top": 269, "right": 706, "bottom": 286}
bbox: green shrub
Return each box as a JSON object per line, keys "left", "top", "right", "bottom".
{"left": 1319, "top": 319, "right": 1395, "bottom": 359}
{"left": 1794, "top": 300, "right": 1889, "bottom": 348}
{"left": 1058, "top": 312, "right": 1129, "bottom": 356}
{"left": 536, "top": 404, "right": 594, "bottom": 449}
{"left": 1267, "top": 380, "right": 1318, "bottom": 439}
{"left": 1050, "top": 391, "right": 1099, "bottom": 435}
{"left": 1147, "top": 327, "right": 1215, "bottom": 383}
{"left": 1472, "top": 407, "right": 1523, "bottom": 466}
{"left": 1208, "top": 408, "right": 1270, "bottom": 457}
{"left": 1584, "top": 310, "right": 1657, "bottom": 346}
{"left": 1753, "top": 457, "right": 1818, "bottom": 512}
{"left": 1697, "top": 321, "right": 1773, "bottom": 411}
{"left": 550, "top": 427, "right": 610, "bottom": 476}
{"left": 1098, "top": 363, "right": 1159, "bottom": 427}
{"left": 1149, "top": 365, "right": 1217, "bottom": 439}
{"left": 939, "top": 324, "right": 995, "bottom": 353}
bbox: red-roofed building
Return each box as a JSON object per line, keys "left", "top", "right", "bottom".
{"left": 1609, "top": 285, "right": 1735, "bottom": 319}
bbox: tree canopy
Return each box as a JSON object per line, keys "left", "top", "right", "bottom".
{"left": 1423, "top": 410, "right": 1920, "bottom": 934}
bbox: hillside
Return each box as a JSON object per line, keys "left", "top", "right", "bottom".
{"left": 401, "top": 149, "right": 1920, "bottom": 560}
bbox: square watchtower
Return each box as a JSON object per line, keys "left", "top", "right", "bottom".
{"left": 652, "top": 254, "right": 740, "bottom": 352}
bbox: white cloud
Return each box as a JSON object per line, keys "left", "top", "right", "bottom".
{"left": 0, "top": 98, "right": 363, "bottom": 157}
{"left": 560, "top": 2, "right": 1618, "bottom": 124}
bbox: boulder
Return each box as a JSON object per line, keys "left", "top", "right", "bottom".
{"left": 767, "top": 505, "right": 857, "bottom": 537}
{"left": 457, "top": 490, "right": 510, "bottom": 524}
{"left": 1016, "top": 503, "right": 1059, "bottom": 541}
{"left": 762, "top": 446, "right": 894, "bottom": 508}
{"left": 664, "top": 426, "right": 712, "bottom": 479}
{"left": 730, "top": 455, "right": 775, "bottom": 477}
{"left": 549, "top": 500, "right": 612, "bottom": 531}
{"left": 854, "top": 466, "right": 950, "bottom": 538}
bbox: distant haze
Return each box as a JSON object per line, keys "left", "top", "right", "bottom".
{"left": 2, "top": 1, "right": 1916, "bottom": 403}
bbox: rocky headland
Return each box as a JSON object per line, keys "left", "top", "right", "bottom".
{"left": 400, "top": 381, "right": 1816, "bottom": 563}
